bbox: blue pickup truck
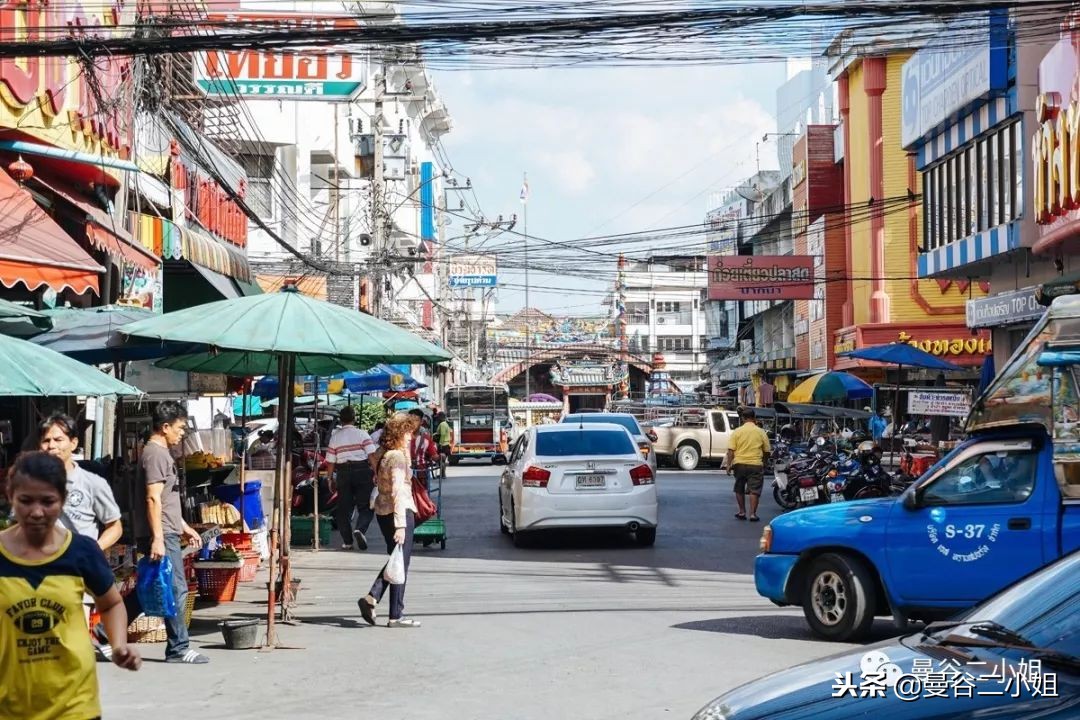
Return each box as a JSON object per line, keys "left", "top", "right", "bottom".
{"left": 755, "top": 297, "right": 1080, "bottom": 641}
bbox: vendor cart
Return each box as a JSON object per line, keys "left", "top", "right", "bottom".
{"left": 412, "top": 467, "right": 446, "bottom": 550}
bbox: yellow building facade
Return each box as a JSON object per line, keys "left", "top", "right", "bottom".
{"left": 833, "top": 53, "right": 990, "bottom": 371}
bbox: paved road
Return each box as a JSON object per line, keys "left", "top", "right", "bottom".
{"left": 100, "top": 465, "right": 897, "bottom": 719}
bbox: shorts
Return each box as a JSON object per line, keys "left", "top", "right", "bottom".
{"left": 733, "top": 464, "right": 764, "bottom": 495}
{"left": 438, "top": 445, "right": 451, "bottom": 455}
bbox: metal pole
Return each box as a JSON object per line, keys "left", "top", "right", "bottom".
{"left": 266, "top": 355, "right": 288, "bottom": 647}
{"left": 312, "top": 379, "right": 321, "bottom": 552}
{"left": 334, "top": 107, "right": 341, "bottom": 263}
{"left": 523, "top": 175, "right": 531, "bottom": 399}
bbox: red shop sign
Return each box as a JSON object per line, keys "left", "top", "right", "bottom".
{"left": 708, "top": 255, "right": 815, "bottom": 300}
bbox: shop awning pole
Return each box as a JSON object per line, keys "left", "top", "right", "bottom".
{"left": 266, "top": 353, "right": 288, "bottom": 647}
{"left": 280, "top": 353, "right": 296, "bottom": 622}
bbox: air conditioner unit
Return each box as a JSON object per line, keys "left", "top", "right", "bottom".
{"left": 657, "top": 317, "right": 666, "bottom": 324}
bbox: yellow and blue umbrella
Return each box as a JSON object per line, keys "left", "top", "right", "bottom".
{"left": 787, "top": 371, "right": 873, "bottom": 404}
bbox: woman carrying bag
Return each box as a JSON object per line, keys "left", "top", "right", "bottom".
{"left": 358, "top": 412, "right": 421, "bottom": 628}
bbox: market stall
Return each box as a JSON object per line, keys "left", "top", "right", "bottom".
{"left": 121, "top": 286, "right": 452, "bottom": 646}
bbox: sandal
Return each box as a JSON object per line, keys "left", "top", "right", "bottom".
{"left": 749, "top": 515, "right": 761, "bottom": 522}
{"left": 166, "top": 650, "right": 210, "bottom": 664}
{"left": 358, "top": 596, "right": 377, "bottom": 626}
{"left": 734, "top": 513, "right": 747, "bottom": 520}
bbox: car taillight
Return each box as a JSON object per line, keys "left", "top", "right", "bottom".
{"left": 630, "top": 464, "right": 654, "bottom": 485}
{"left": 522, "top": 466, "right": 550, "bottom": 487}
{"left": 638, "top": 443, "right": 651, "bottom": 456}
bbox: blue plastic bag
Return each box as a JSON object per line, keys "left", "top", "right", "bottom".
{"left": 135, "top": 555, "right": 177, "bottom": 619}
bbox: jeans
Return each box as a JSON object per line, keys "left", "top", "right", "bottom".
{"left": 118, "top": 534, "right": 190, "bottom": 659}
{"left": 368, "top": 510, "right": 415, "bottom": 620}
{"left": 336, "top": 462, "right": 375, "bottom": 544}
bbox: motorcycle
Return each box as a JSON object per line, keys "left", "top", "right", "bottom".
{"left": 291, "top": 449, "right": 339, "bottom": 518}
{"left": 774, "top": 438, "right": 839, "bottom": 510}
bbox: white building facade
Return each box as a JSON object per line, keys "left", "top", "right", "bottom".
{"left": 621, "top": 256, "right": 709, "bottom": 387}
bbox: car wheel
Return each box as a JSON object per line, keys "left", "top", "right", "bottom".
{"left": 498, "top": 494, "right": 509, "bottom": 535}
{"left": 802, "top": 553, "right": 877, "bottom": 642}
{"left": 676, "top": 444, "right": 700, "bottom": 471}
{"left": 510, "top": 501, "right": 528, "bottom": 548}
{"left": 635, "top": 528, "right": 657, "bottom": 547}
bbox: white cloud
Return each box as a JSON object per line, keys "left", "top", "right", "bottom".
{"left": 536, "top": 150, "right": 596, "bottom": 195}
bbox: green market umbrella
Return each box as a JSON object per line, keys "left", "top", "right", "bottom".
{"left": 0, "top": 298, "right": 45, "bottom": 319}
{"left": 120, "top": 287, "right": 451, "bottom": 365}
{"left": 154, "top": 349, "right": 380, "bottom": 377}
{"left": 0, "top": 332, "right": 141, "bottom": 396}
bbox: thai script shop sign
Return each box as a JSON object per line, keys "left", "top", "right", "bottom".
{"left": 708, "top": 255, "right": 814, "bottom": 300}
{"left": 966, "top": 287, "right": 1043, "bottom": 329}
{"left": 449, "top": 255, "right": 497, "bottom": 288}
{"left": 900, "top": 10, "right": 1008, "bottom": 148}
{"left": 908, "top": 390, "right": 970, "bottom": 418}
{"left": 194, "top": 14, "right": 366, "bottom": 99}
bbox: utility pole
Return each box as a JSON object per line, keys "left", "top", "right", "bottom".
{"left": 371, "top": 71, "right": 386, "bottom": 318}
{"left": 333, "top": 104, "right": 341, "bottom": 262}
{"left": 521, "top": 172, "right": 530, "bottom": 398}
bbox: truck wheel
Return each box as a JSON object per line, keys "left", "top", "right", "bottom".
{"left": 676, "top": 444, "right": 700, "bottom": 471}
{"left": 802, "top": 553, "right": 877, "bottom": 642}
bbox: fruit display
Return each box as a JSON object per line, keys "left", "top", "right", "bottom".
{"left": 213, "top": 544, "right": 242, "bottom": 562}
{"left": 185, "top": 451, "right": 224, "bottom": 471}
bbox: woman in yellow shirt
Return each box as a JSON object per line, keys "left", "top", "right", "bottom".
{"left": 358, "top": 412, "right": 420, "bottom": 629}
{"left": 0, "top": 452, "right": 140, "bottom": 720}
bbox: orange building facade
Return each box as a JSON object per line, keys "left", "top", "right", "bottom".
{"left": 829, "top": 50, "right": 990, "bottom": 372}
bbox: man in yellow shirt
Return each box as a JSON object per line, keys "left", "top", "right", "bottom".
{"left": 726, "top": 406, "right": 770, "bottom": 522}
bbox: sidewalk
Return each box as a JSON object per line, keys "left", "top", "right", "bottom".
{"left": 99, "top": 543, "right": 830, "bottom": 719}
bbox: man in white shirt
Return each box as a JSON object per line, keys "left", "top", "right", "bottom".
{"left": 326, "top": 405, "right": 377, "bottom": 550}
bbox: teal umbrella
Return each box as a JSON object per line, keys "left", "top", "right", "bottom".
{"left": 0, "top": 298, "right": 45, "bottom": 319}
{"left": 154, "top": 349, "right": 381, "bottom": 377}
{"left": 0, "top": 333, "right": 142, "bottom": 396}
{"left": 121, "top": 287, "right": 451, "bottom": 365}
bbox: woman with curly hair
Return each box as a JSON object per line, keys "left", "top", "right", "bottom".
{"left": 358, "top": 412, "right": 421, "bottom": 628}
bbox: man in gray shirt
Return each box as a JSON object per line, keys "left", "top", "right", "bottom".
{"left": 97, "top": 401, "right": 209, "bottom": 665}
{"left": 38, "top": 412, "right": 122, "bottom": 548}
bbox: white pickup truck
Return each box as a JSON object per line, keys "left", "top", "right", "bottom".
{"left": 647, "top": 408, "right": 741, "bottom": 470}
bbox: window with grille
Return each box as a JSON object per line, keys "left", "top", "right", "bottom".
{"left": 238, "top": 153, "right": 275, "bottom": 218}
{"left": 923, "top": 120, "right": 1022, "bottom": 253}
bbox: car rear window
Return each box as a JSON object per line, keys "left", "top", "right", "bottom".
{"left": 536, "top": 429, "right": 635, "bottom": 456}
{"left": 563, "top": 415, "right": 641, "bottom": 435}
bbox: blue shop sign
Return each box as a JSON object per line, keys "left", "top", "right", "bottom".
{"left": 901, "top": 9, "right": 1010, "bottom": 148}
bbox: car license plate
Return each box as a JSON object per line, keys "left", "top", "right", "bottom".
{"left": 576, "top": 474, "right": 606, "bottom": 489}
{"left": 799, "top": 487, "right": 819, "bottom": 502}
{"left": 829, "top": 493, "right": 844, "bottom": 503}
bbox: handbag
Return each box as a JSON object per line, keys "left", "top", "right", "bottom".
{"left": 411, "top": 475, "right": 437, "bottom": 524}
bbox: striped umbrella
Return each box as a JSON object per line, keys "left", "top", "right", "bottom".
{"left": 787, "top": 371, "right": 873, "bottom": 404}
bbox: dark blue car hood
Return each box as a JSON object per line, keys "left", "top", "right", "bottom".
{"left": 699, "top": 636, "right": 1080, "bottom": 719}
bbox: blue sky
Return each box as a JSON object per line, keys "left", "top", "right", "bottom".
{"left": 434, "top": 62, "right": 787, "bottom": 315}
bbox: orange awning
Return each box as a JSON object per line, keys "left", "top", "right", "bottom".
{"left": 0, "top": 169, "right": 102, "bottom": 295}
{"left": 30, "top": 178, "right": 160, "bottom": 272}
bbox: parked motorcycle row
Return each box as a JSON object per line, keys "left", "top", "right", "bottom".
{"left": 770, "top": 435, "right": 917, "bottom": 511}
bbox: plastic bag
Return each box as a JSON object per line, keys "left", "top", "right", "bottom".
{"left": 135, "top": 555, "right": 177, "bottom": 618}
{"left": 383, "top": 545, "right": 406, "bottom": 585}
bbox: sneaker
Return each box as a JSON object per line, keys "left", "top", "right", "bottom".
{"left": 387, "top": 618, "right": 421, "bottom": 628}
{"left": 166, "top": 650, "right": 210, "bottom": 664}
{"left": 353, "top": 530, "right": 368, "bottom": 551}
{"left": 340, "top": 543, "right": 354, "bottom": 551}
{"left": 95, "top": 643, "right": 113, "bottom": 662}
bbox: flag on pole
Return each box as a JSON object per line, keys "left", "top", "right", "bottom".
{"left": 519, "top": 174, "right": 529, "bottom": 204}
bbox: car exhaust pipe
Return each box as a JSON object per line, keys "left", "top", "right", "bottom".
{"left": 628, "top": 522, "right": 640, "bottom": 532}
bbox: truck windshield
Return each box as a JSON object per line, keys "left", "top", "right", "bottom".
{"left": 536, "top": 430, "right": 635, "bottom": 457}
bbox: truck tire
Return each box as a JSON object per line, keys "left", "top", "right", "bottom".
{"left": 802, "top": 553, "right": 878, "bottom": 642}
{"left": 676, "top": 444, "right": 700, "bottom": 471}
